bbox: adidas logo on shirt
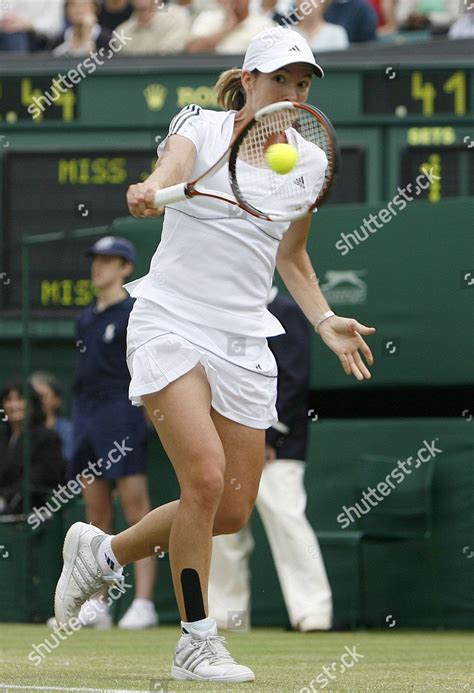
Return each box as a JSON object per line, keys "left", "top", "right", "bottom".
{"left": 293, "top": 175, "right": 305, "bottom": 189}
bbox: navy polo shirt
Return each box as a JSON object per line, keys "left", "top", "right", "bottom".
{"left": 324, "top": 0, "right": 377, "bottom": 42}
{"left": 73, "top": 296, "right": 134, "bottom": 405}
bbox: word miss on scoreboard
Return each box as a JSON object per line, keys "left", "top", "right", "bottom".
{"left": 2, "top": 150, "right": 156, "bottom": 313}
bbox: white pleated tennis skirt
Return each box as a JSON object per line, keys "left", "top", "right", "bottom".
{"left": 126, "top": 297, "right": 278, "bottom": 429}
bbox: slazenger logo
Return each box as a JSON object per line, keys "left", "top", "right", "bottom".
{"left": 320, "top": 270, "right": 367, "bottom": 306}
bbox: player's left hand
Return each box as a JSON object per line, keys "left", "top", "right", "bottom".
{"left": 317, "top": 316, "right": 375, "bottom": 380}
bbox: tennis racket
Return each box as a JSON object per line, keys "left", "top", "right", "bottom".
{"left": 153, "top": 101, "right": 340, "bottom": 222}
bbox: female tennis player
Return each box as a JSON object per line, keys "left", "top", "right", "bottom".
{"left": 55, "top": 28, "right": 375, "bottom": 683}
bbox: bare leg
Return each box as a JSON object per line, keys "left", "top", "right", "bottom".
{"left": 116, "top": 474, "right": 156, "bottom": 601}
{"left": 110, "top": 365, "right": 266, "bottom": 623}
{"left": 110, "top": 500, "right": 178, "bottom": 563}
{"left": 81, "top": 476, "right": 114, "bottom": 534}
{"left": 112, "top": 365, "right": 225, "bottom": 620}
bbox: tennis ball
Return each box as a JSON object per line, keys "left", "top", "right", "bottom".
{"left": 264, "top": 143, "right": 299, "bottom": 175}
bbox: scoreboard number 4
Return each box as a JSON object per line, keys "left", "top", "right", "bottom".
{"left": 411, "top": 71, "right": 466, "bottom": 118}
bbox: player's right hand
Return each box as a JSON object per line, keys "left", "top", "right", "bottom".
{"left": 127, "top": 182, "right": 164, "bottom": 218}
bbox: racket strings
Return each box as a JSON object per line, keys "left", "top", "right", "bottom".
{"left": 233, "top": 106, "right": 335, "bottom": 218}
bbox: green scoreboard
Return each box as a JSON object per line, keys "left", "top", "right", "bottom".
{"left": 0, "top": 58, "right": 473, "bottom": 317}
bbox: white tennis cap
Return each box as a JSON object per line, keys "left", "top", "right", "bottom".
{"left": 243, "top": 27, "right": 324, "bottom": 79}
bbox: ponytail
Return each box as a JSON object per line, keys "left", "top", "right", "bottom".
{"left": 215, "top": 68, "right": 246, "bottom": 111}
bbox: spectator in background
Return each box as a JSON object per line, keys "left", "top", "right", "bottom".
{"left": 174, "top": 0, "right": 222, "bottom": 20}
{"left": 0, "top": 381, "right": 64, "bottom": 515}
{"left": 0, "top": 0, "right": 64, "bottom": 51}
{"left": 377, "top": 0, "right": 397, "bottom": 33}
{"left": 30, "top": 372, "right": 74, "bottom": 465}
{"left": 324, "top": 0, "right": 377, "bottom": 42}
{"left": 259, "top": 0, "right": 289, "bottom": 25}
{"left": 187, "top": 0, "right": 275, "bottom": 54}
{"left": 367, "top": 0, "right": 397, "bottom": 33}
{"left": 51, "top": 0, "right": 112, "bottom": 57}
{"left": 208, "top": 287, "right": 333, "bottom": 632}
{"left": 449, "top": 6, "right": 474, "bottom": 38}
{"left": 98, "top": 0, "right": 133, "bottom": 32}
{"left": 116, "top": 0, "right": 191, "bottom": 54}
{"left": 395, "top": 0, "right": 458, "bottom": 30}
{"left": 295, "top": 0, "right": 349, "bottom": 51}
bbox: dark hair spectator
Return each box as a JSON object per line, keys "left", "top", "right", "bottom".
{"left": 30, "top": 371, "right": 74, "bottom": 464}
{"left": 98, "top": 0, "right": 133, "bottom": 32}
{"left": 0, "top": 0, "right": 64, "bottom": 51}
{"left": 50, "top": 0, "right": 112, "bottom": 56}
{"left": 324, "top": 0, "right": 377, "bottom": 42}
{"left": 0, "top": 380, "right": 65, "bottom": 515}
{"left": 395, "top": 0, "right": 458, "bottom": 30}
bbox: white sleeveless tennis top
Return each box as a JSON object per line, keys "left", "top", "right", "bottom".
{"left": 124, "top": 105, "right": 326, "bottom": 337}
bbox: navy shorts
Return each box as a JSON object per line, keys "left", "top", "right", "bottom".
{"left": 68, "top": 398, "right": 149, "bottom": 482}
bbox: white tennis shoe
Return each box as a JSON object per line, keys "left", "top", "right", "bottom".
{"left": 47, "top": 598, "right": 113, "bottom": 630}
{"left": 118, "top": 599, "right": 158, "bottom": 630}
{"left": 171, "top": 620, "right": 255, "bottom": 683}
{"left": 54, "top": 522, "right": 123, "bottom": 627}
{"left": 78, "top": 598, "right": 113, "bottom": 629}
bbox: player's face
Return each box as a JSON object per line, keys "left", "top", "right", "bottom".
{"left": 91, "top": 254, "right": 133, "bottom": 289}
{"left": 246, "top": 64, "right": 313, "bottom": 112}
{"left": 2, "top": 389, "right": 25, "bottom": 425}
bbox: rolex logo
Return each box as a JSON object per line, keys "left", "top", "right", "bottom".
{"left": 144, "top": 83, "right": 168, "bottom": 112}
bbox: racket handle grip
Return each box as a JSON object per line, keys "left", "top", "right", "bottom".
{"left": 154, "top": 183, "right": 187, "bottom": 208}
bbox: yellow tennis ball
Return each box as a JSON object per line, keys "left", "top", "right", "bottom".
{"left": 264, "top": 143, "right": 299, "bottom": 175}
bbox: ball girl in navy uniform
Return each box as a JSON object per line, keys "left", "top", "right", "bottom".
{"left": 69, "top": 236, "right": 157, "bottom": 630}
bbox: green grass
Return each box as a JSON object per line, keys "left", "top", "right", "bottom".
{"left": 0, "top": 625, "right": 472, "bottom": 692}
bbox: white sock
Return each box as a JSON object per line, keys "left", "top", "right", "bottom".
{"left": 132, "top": 598, "right": 154, "bottom": 608}
{"left": 181, "top": 616, "right": 215, "bottom": 633}
{"left": 95, "top": 535, "right": 123, "bottom": 574}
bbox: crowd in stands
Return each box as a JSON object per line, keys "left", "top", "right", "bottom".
{"left": 0, "top": 0, "right": 471, "bottom": 55}
{"left": 0, "top": 375, "right": 68, "bottom": 515}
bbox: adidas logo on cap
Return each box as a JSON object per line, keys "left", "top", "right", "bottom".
{"left": 289, "top": 45, "right": 301, "bottom": 52}
{"left": 293, "top": 175, "right": 305, "bottom": 188}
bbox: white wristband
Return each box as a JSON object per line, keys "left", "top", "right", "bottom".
{"left": 314, "top": 310, "right": 335, "bottom": 333}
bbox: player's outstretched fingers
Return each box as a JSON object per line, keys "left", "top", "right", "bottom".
{"left": 353, "top": 350, "right": 371, "bottom": 379}
{"left": 351, "top": 321, "right": 375, "bottom": 369}
{"left": 359, "top": 339, "right": 374, "bottom": 366}
{"left": 339, "top": 353, "right": 351, "bottom": 376}
{"left": 351, "top": 320, "right": 376, "bottom": 337}
{"left": 347, "top": 353, "right": 364, "bottom": 381}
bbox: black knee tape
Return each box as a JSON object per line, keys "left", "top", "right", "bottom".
{"left": 181, "top": 568, "right": 206, "bottom": 622}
